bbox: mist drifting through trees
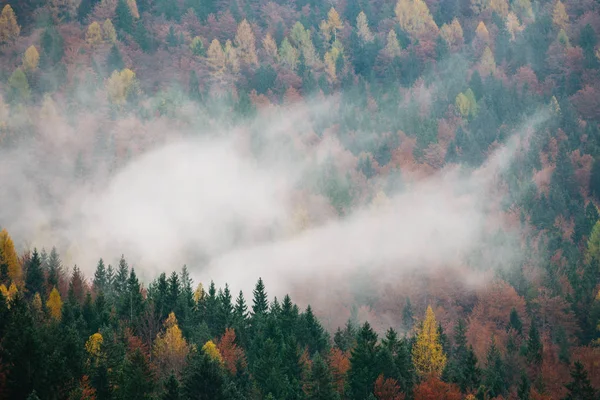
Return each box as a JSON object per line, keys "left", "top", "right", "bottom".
{"left": 0, "top": 0, "right": 600, "bottom": 399}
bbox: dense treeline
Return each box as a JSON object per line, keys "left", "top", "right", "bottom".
{"left": 1, "top": 0, "right": 600, "bottom": 399}
{"left": 0, "top": 242, "right": 596, "bottom": 400}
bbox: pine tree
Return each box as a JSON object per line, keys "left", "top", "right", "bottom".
{"left": 307, "top": 353, "right": 339, "bottom": 400}
{"left": 252, "top": 277, "right": 269, "bottom": 316}
{"left": 563, "top": 361, "right": 597, "bottom": 400}
{"left": 189, "top": 70, "right": 200, "bottom": 100}
{"left": 114, "top": 255, "right": 129, "bottom": 296}
{"left": 526, "top": 320, "right": 543, "bottom": 365}
{"left": 46, "top": 247, "right": 61, "bottom": 291}
{"left": 402, "top": 298, "right": 414, "bottom": 332}
{"left": 93, "top": 259, "right": 107, "bottom": 294}
{"left": 182, "top": 350, "right": 228, "bottom": 399}
{"left": 298, "top": 305, "right": 329, "bottom": 354}
{"left": 106, "top": 44, "right": 125, "bottom": 74}
{"left": 114, "top": 0, "right": 134, "bottom": 35}
{"left": 348, "top": 321, "right": 379, "bottom": 400}
{"left": 517, "top": 373, "right": 530, "bottom": 400}
{"left": 509, "top": 308, "right": 523, "bottom": 335}
{"left": 483, "top": 337, "right": 507, "bottom": 398}
{"left": 25, "top": 249, "right": 44, "bottom": 298}
{"left": 119, "top": 347, "right": 156, "bottom": 399}
{"left": 162, "top": 373, "right": 180, "bottom": 400}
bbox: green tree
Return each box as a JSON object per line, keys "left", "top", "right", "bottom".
{"left": 106, "top": 44, "right": 124, "bottom": 73}
{"left": 114, "top": 0, "right": 134, "bottom": 34}
{"left": 307, "top": 353, "right": 339, "bottom": 400}
{"left": 483, "top": 337, "right": 507, "bottom": 398}
{"left": 7, "top": 68, "right": 30, "bottom": 103}
{"left": 93, "top": 259, "right": 107, "bottom": 293}
{"left": 526, "top": 320, "right": 543, "bottom": 365}
{"left": 119, "top": 347, "right": 156, "bottom": 400}
{"left": 563, "top": 361, "right": 597, "bottom": 400}
{"left": 348, "top": 321, "right": 379, "bottom": 400}
{"left": 252, "top": 277, "right": 269, "bottom": 316}
{"left": 182, "top": 349, "right": 228, "bottom": 399}
{"left": 25, "top": 249, "right": 44, "bottom": 298}
{"left": 162, "top": 372, "right": 180, "bottom": 400}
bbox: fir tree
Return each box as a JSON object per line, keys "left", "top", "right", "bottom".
{"left": 307, "top": 353, "right": 339, "bottom": 400}
{"left": 162, "top": 373, "right": 180, "bottom": 400}
{"left": 25, "top": 249, "right": 44, "bottom": 298}
{"left": 252, "top": 277, "right": 269, "bottom": 316}
{"left": 93, "top": 259, "right": 107, "bottom": 293}
{"left": 114, "top": 0, "right": 134, "bottom": 35}
{"left": 527, "top": 320, "right": 543, "bottom": 365}
{"left": 563, "top": 361, "right": 597, "bottom": 400}
{"left": 348, "top": 321, "right": 379, "bottom": 400}
{"left": 106, "top": 44, "right": 124, "bottom": 73}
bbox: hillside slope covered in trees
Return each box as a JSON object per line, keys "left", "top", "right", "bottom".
{"left": 1, "top": 0, "right": 600, "bottom": 399}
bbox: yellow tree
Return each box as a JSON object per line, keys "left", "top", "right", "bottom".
{"left": 23, "top": 45, "right": 40, "bottom": 73}
{"left": 440, "top": 19, "right": 464, "bottom": 51}
{"left": 48, "top": 0, "right": 80, "bottom": 22}
{"left": 85, "top": 332, "right": 104, "bottom": 360}
{"left": 455, "top": 92, "right": 470, "bottom": 117}
{"left": 395, "top": 0, "right": 438, "bottom": 39}
{"left": 479, "top": 46, "right": 496, "bottom": 76}
{"left": 0, "top": 4, "right": 20, "bottom": 42}
{"left": 127, "top": 0, "right": 139, "bottom": 18}
{"left": 279, "top": 37, "right": 298, "bottom": 70}
{"left": 326, "top": 7, "right": 343, "bottom": 41}
{"left": 262, "top": 33, "right": 278, "bottom": 61}
{"left": 0, "top": 283, "right": 17, "bottom": 303}
{"left": 587, "top": 220, "right": 600, "bottom": 263}
{"left": 224, "top": 39, "right": 240, "bottom": 74}
{"left": 234, "top": 19, "right": 258, "bottom": 66}
{"left": 475, "top": 21, "right": 490, "bottom": 44}
{"left": 290, "top": 22, "right": 318, "bottom": 66}
{"left": 106, "top": 68, "right": 138, "bottom": 106}
{"left": 412, "top": 305, "right": 447, "bottom": 376}
{"left": 506, "top": 12, "right": 523, "bottom": 40}
{"left": 552, "top": 0, "right": 568, "bottom": 31}
{"left": 202, "top": 340, "right": 223, "bottom": 363}
{"left": 356, "top": 11, "right": 374, "bottom": 43}
{"left": 383, "top": 29, "right": 402, "bottom": 58}
{"left": 47, "top": 287, "right": 63, "bottom": 321}
{"left": 207, "top": 39, "right": 226, "bottom": 77}
{"left": 0, "top": 229, "right": 21, "bottom": 284}
{"left": 103, "top": 19, "right": 117, "bottom": 43}
{"left": 324, "top": 45, "right": 341, "bottom": 80}
{"left": 154, "top": 312, "right": 190, "bottom": 377}
{"left": 86, "top": 22, "right": 104, "bottom": 46}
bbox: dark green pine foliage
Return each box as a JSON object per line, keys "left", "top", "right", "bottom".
{"left": 483, "top": 337, "right": 508, "bottom": 398}
{"left": 526, "top": 320, "right": 543, "bottom": 365}
{"left": 41, "top": 26, "right": 65, "bottom": 66}
{"left": 218, "top": 284, "right": 234, "bottom": 332}
{"left": 167, "top": 26, "right": 179, "bottom": 47}
{"left": 77, "top": 0, "right": 101, "bottom": 22}
{"left": 205, "top": 280, "right": 219, "bottom": 334}
{"left": 151, "top": 272, "right": 169, "bottom": 321}
{"left": 517, "top": 373, "right": 530, "bottom": 400}
{"left": 298, "top": 305, "right": 329, "bottom": 354}
{"left": 113, "top": 255, "right": 129, "bottom": 296}
{"left": 233, "top": 290, "right": 249, "bottom": 345}
{"left": 115, "top": 0, "right": 134, "bottom": 35}
{"left": 590, "top": 160, "right": 600, "bottom": 204}
{"left": 445, "top": 319, "right": 481, "bottom": 393}
{"left": 307, "top": 352, "right": 340, "bottom": 400}
{"left": 121, "top": 268, "right": 144, "bottom": 320}
{"left": 334, "top": 319, "right": 357, "bottom": 352}
{"left": 182, "top": 350, "right": 229, "bottom": 400}
{"left": 162, "top": 373, "right": 181, "bottom": 400}
{"left": 252, "top": 277, "right": 269, "bottom": 317}
{"left": 562, "top": 361, "right": 597, "bottom": 400}
{"left": 93, "top": 259, "right": 107, "bottom": 293}
{"left": 253, "top": 337, "right": 290, "bottom": 399}
{"left": 509, "top": 308, "right": 523, "bottom": 335}
{"left": 27, "top": 391, "right": 41, "bottom": 400}
{"left": 106, "top": 44, "right": 125, "bottom": 74}
{"left": 119, "top": 348, "right": 156, "bottom": 400}
{"left": 189, "top": 70, "right": 201, "bottom": 101}
{"left": 348, "top": 321, "right": 380, "bottom": 400}
{"left": 167, "top": 271, "right": 181, "bottom": 315}
{"left": 25, "top": 249, "right": 44, "bottom": 298}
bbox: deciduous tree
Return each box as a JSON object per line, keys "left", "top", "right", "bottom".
{"left": 0, "top": 4, "right": 20, "bottom": 42}
{"left": 412, "top": 306, "right": 446, "bottom": 377}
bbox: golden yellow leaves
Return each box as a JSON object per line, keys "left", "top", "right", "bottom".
{"left": 552, "top": 1, "right": 568, "bottom": 31}
{"left": 86, "top": 22, "right": 103, "bottom": 47}
{"left": 23, "top": 45, "right": 40, "bottom": 73}
{"left": 412, "top": 305, "right": 447, "bottom": 377}
{"left": 106, "top": 68, "right": 138, "bottom": 106}
{"left": 455, "top": 89, "right": 478, "bottom": 118}
{"left": 234, "top": 19, "right": 258, "bottom": 66}
{"left": 395, "top": 0, "right": 438, "bottom": 40}
{"left": 86, "top": 333, "right": 104, "bottom": 359}
{"left": 0, "top": 283, "right": 18, "bottom": 304}
{"left": 47, "top": 287, "right": 63, "bottom": 321}
{"left": 103, "top": 19, "right": 117, "bottom": 43}
{"left": 154, "top": 312, "right": 191, "bottom": 376}
{"left": 207, "top": 39, "right": 227, "bottom": 77}
{"left": 0, "top": 4, "right": 20, "bottom": 42}
{"left": 0, "top": 229, "right": 21, "bottom": 284}
{"left": 383, "top": 30, "right": 402, "bottom": 58}
{"left": 440, "top": 19, "right": 464, "bottom": 51}
{"left": 202, "top": 340, "right": 223, "bottom": 363}
{"left": 356, "top": 11, "right": 374, "bottom": 43}
{"left": 321, "top": 8, "right": 343, "bottom": 42}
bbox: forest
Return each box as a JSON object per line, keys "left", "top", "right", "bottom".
{"left": 1, "top": 0, "right": 600, "bottom": 399}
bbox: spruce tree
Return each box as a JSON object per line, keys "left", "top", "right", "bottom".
{"left": 483, "top": 337, "right": 507, "bottom": 398}
{"left": 25, "top": 249, "right": 44, "bottom": 298}
{"left": 114, "top": 0, "right": 134, "bottom": 35}
{"left": 182, "top": 350, "right": 228, "bottom": 399}
{"left": 113, "top": 255, "right": 129, "bottom": 296}
{"left": 307, "top": 353, "right": 339, "bottom": 400}
{"left": 527, "top": 320, "right": 543, "bottom": 365}
{"left": 93, "top": 259, "right": 107, "bottom": 293}
{"left": 106, "top": 44, "right": 124, "bottom": 73}
{"left": 162, "top": 373, "right": 180, "bottom": 400}
{"left": 348, "top": 321, "right": 379, "bottom": 400}
{"left": 252, "top": 277, "right": 269, "bottom": 316}
{"left": 563, "top": 361, "right": 597, "bottom": 400}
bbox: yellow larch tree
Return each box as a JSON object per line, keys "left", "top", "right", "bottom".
{"left": 207, "top": 39, "right": 226, "bottom": 77}
{"left": 103, "top": 19, "right": 117, "bottom": 43}
{"left": 324, "top": 45, "right": 341, "bottom": 80}
{"left": 86, "top": 22, "right": 104, "bottom": 47}
{"left": 202, "top": 340, "right": 223, "bottom": 363}
{"left": 0, "top": 4, "right": 20, "bottom": 43}
{"left": 106, "top": 68, "right": 138, "bottom": 106}
{"left": 383, "top": 29, "right": 402, "bottom": 58}
{"left": 0, "top": 283, "right": 17, "bottom": 304}
{"left": 440, "top": 18, "right": 464, "bottom": 51}
{"left": 23, "top": 45, "right": 40, "bottom": 73}
{"left": 153, "top": 312, "right": 190, "bottom": 376}
{"left": 356, "top": 11, "right": 374, "bottom": 43}
{"left": 193, "top": 283, "right": 204, "bottom": 310}
{"left": 455, "top": 92, "right": 470, "bottom": 117}
{"left": 490, "top": 0, "right": 509, "bottom": 16}
{"left": 475, "top": 21, "right": 490, "bottom": 44}
{"left": 395, "top": 0, "right": 438, "bottom": 40}
{"left": 47, "top": 287, "right": 63, "bottom": 321}
{"left": 479, "top": 46, "right": 496, "bottom": 76}
{"left": 224, "top": 39, "right": 240, "bottom": 74}
{"left": 506, "top": 12, "right": 523, "bottom": 40}
{"left": 127, "top": 0, "right": 139, "bottom": 18}
{"left": 326, "top": 7, "right": 343, "bottom": 41}
{"left": 85, "top": 332, "right": 104, "bottom": 359}
{"left": 412, "top": 305, "right": 447, "bottom": 377}
{"left": 511, "top": 0, "right": 533, "bottom": 23}
{"left": 234, "top": 19, "right": 258, "bottom": 66}
{"left": 48, "top": 0, "right": 80, "bottom": 22}
{"left": 262, "top": 33, "right": 278, "bottom": 61}
{"left": 279, "top": 37, "right": 298, "bottom": 70}
{"left": 552, "top": 1, "right": 568, "bottom": 31}
{"left": 0, "top": 229, "right": 21, "bottom": 284}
